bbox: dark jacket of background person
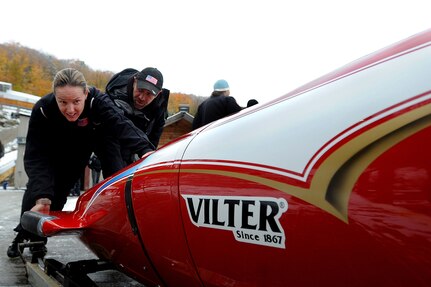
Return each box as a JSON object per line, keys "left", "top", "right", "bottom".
{"left": 106, "top": 68, "right": 170, "bottom": 148}
{"left": 22, "top": 87, "right": 153, "bottom": 215}
{"left": 192, "top": 93, "right": 242, "bottom": 130}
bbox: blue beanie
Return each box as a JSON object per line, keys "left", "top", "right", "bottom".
{"left": 213, "top": 79, "right": 230, "bottom": 91}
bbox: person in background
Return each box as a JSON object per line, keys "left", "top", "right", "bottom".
{"left": 0, "top": 142, "right": 4, "bottom": 159}
{"left": 88, "top": 153, "right": 102, "bottom": 186}
{"left": 2, "top": 179, "right": 8, "bottom": 190}
{"left": 106, "top": 67, "right": 169, "bottom": 151}
{"left": 7, "top": 68, "right": 154, "bottom": 258}
{"left": 192, "top": 79, "right": 242, "bottom": 130}
{"left": 69, "top": 180, "right": 80, "bottom": 196}
{"left": 247, "top": 99, "right": 259, "bottom": 107}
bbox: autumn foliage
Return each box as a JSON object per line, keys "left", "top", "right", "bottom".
{"left": 0, "top": 42, "right": 113, "bottom": 97}
{"left": 0, "top": 42, "right": 205, "bottom": 116}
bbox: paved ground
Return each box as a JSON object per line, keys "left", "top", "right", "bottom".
{"left": 0, "top": 190, "right": 29, "bottom": 287}
{"left": 0, "top": 189, "right": 146, "bottom": 287}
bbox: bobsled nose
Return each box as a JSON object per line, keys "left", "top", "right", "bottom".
{"left": 21, "top": 211, "right": 57, "bottom": 237}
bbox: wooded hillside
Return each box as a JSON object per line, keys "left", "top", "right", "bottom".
{"left": 0, "top": 42, "right": 205, "bottom": 116}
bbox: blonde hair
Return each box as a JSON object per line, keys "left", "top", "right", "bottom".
{"left": 52, "top": 68, "right": 88, "bottom": 94}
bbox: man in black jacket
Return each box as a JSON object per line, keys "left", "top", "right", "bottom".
{"left": 106, "top": 67, "right": 169, "bottom": 151}
{"left": 7, "top": 68, "right": 154, "bottom": 258}
{"left": 192, "top": 79, "right": 242, "bottom": 130}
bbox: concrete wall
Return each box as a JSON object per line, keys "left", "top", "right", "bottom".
{"left": 0, "top": 126, "right": 18, "bottom": 145}
{"left": 14, "top": 115, "right": 29, "bottom": 189}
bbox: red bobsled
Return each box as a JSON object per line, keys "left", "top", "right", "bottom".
{"left": 22, "top": 28, "right": 431, "bottom": 287}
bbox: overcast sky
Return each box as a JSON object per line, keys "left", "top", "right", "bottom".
{"left": 1, "top": 0, "right": 430, "bottom": 106}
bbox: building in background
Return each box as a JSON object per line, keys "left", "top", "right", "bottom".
{"left": 159, "top": 104, "right": 194, "bottom": 147}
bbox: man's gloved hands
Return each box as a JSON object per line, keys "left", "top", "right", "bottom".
{"left": 31, "top": 198, "right": 51, "bottom": 214}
